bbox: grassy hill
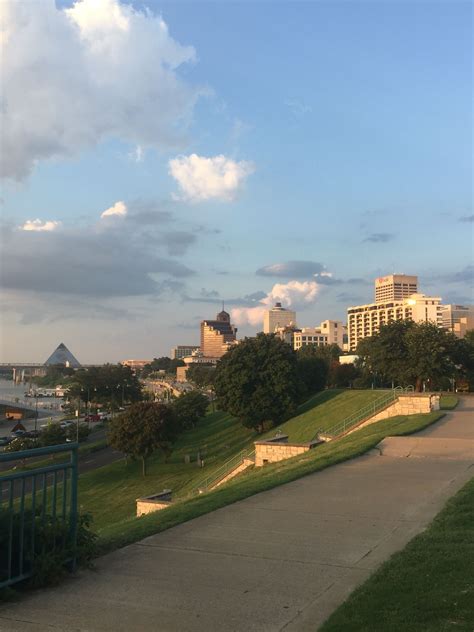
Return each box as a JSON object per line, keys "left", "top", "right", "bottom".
{"left": 78, "top": 389, "right": 401, "bottom": 534}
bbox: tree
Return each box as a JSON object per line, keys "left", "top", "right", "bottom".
{"left": 296, "top": 346, "right": 329, "bottom": 398}
{"left": 65, "top": 423, "right": 90, "bottom": 443}
{"left": 356, "top": 320, "right": 468, "bottom": 391}
{"left": 328, "top": 362, "right": 360, "bottom": 388}
{"left": 214, "top": 334, "right": 299, "bottom": 432}
{"left": 142, "top": 357, "right": 185, "bottom": 378}
{"left": 172, "top": 391, "right": 209, "bottom": 429}
{"left": 40, "top": 423, "right": 66, "bottom": 447}
{"left": 66, "top": 364, "right": 142, "bottom": 411}
{"left": 108, "top": 402, "right": 179, "bottom": 475}
{"left": 186, "top": 364, "right": 215, "bottom": 389}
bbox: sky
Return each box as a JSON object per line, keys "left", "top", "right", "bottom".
{"left": 0, "top": 0, "right": 472, "bottom": 364}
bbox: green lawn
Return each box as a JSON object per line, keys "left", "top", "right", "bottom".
{"left": 77, "top": 389, "right": 393, "bottom": 530}
{"left": 265, "top": 389, "right": 388, "bottom": 442}
{"left": 439, "top": 394, "right": 459, "bottom": 410}
{"left": 320, "top": 476, "right": 474, "bottom": 632}
{"left": 95, "top": 409, "right": 446, "bottom": 553}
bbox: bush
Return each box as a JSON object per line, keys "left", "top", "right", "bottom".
{"left": 0, "top": 508, "right": 97, "bottom": 588}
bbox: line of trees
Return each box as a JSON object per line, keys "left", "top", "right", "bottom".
{"left": 356, "top": 321, "right": 474, "bottom": 391}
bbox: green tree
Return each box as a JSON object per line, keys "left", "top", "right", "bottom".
{"left": 214, "top": 334, "right": 299, "bottom": 432}
{"left": 356, "top": 320, "right": 415, "bottom": 387}
{"left": 66, "top": 364, "right": 142, "bottom": 411}
{"left": 186, "top": 364, "right": 215, "bottom": 389}
{"left": 142, "top": 357, "right": 185, "bottom": 378}
{"left": 172, "top": 391, "right": 209, "bottom": 429}
{"left": 108, "top": 402, "right": 179, "bottom": 475}
{"left": 40, "top": 423, "right": 66, "bottom": 447}
{"left": 357, "top": 320, "right": 468, "bottom": 391}
{"left": 65, "top": 423, "right": 90, "bottom": 443}
{"left": 328, "top": 362, "right": 360, "bottom": 387}
{"left": 296, "top": 346, "right": 329, "bottom": 398}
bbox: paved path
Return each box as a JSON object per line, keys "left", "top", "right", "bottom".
{"left": 1, "top": 400, "right": 473, "bottom": 632}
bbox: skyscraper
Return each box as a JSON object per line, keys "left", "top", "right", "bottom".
{"left": 200, "top": 308, "right": 238, "bottom": 358}
{"left": 374, "top": 274, "right": 418, "bottom": 303}
{"left": 263, "top": 303, "right": 296, "bottom": 334}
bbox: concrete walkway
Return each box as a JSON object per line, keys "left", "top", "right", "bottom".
{"left": 1, "top": 400, "right": 473, "bottom": 632}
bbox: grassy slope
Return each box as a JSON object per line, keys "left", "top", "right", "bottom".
{"left": 78, "top": 389, "right": 389, "bottom": 531}
{"left": 96, "top": 410, "right": 446, "bottom": 553}
{"left": 265, "top": 389, "right": 387, "bottom": 442}
{"left": 320, "top": 476, "right": 474, "bottom": 632}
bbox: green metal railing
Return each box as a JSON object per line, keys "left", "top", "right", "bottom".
{"left": 195, "top": 448, "right": 255, "bottom": 493}
{"left": 312, "top": 386, "right": 414, "bottom": 441}
{"left": 0, "top": 443, "right": 78, "bottom": 589}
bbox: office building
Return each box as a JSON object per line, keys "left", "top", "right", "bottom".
{"left": 171, "top": 345, "right": 200, "bottom": 360}
{"left": 121, "top": 359, "right": 151, "bottom": 371}
{"left": 293, "top": 320, "right": 346, "bottom": 350}
{"left": 200, "top": 308, "right": 238, "bottom": 358}
{"left": 440, "top": 304, "right": 474, "bottom": 338}
{"left": 347, "top": 293, "right": 442, "bottom": 351}
{"left": 375, "top": 274, "right": 418, "bottom": 303}
{"left": 263, "top": 303, "right": 296, "bottom": 334}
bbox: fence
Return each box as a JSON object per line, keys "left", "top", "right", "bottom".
{"left": 195, "top": 448, "right": 255, "bottom": 493}
{"left": 0, "top": 443, "right": 78, "bottom": 589}
{"left": 312, "top": 386, "right": 414, "bottom": 441}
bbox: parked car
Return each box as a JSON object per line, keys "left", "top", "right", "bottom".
{"left": 10, "top": 430, "right": 26, "bottom": 438}
{"left": 0, "top": 436, "right": 12, "bottom": 446}
{"left": 60, "top": 420, "right": 76, "bottom": 429}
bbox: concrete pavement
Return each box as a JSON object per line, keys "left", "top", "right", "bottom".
{"left": 0, "top": 400, "right": 473, "bottom": 632}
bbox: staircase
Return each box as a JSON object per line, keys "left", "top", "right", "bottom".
{"left": 314, "top": 387, "right": 413, "bottom": 442}
{"left": 195, "top": 449, "right": 255, "bottom": 493}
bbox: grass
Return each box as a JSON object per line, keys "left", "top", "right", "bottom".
{"left": 95, "top": 409, "right": 445, "bottom": 554}
{"left": 76, "top": 389, "right": 391, "bottom": 531}
{"left": 265, "top": 389, "right": 389, "bottom": 442}
{"left": 440, "top": 394, "right": 459, "bottom": 410}
{"left": 320, "top": 476, "right": 474, "bottom": 632}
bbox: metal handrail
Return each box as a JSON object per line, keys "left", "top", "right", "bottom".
{"left": 195, "top": 447, "right": 255, "bottom": 492}
{"left": 0, "top": 443, "right": 79, "bottom": 588}
{"left": 313, "top": 387, "right": 414, "bottom": 441}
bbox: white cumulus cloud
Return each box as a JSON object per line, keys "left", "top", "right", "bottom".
{"left": 20, "top": 219, "right": 61, "bottom": 232}
{"left": 101, "top": 201, "right": 127, "bottom": 219}
{"left": 1, "top": 0, "right": 201, "bottom": 180}
{"left": 169, "top": 154, "right": 255, "bottom": 202}
{"left": 231, "top": 281, "right": 320, "bottom": 327}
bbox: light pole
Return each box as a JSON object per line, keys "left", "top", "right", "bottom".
{"left": 76, "top": 394, "right": 81, "bottom": 443}
{"left": 34, "top": 389, "right": 38, "bottom": 439}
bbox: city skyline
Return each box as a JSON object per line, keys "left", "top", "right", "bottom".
{"left": 1, "top": 0, "right": 472, "bottom": 363}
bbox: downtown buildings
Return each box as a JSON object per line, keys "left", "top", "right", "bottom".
{"left": 347, "top": 274, "right": 443, "bottom": 351}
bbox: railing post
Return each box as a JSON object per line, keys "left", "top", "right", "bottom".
{"left": 69, "top": 445, "right": 78, "bottom": 572}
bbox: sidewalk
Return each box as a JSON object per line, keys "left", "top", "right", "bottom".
{"left": 1, "top": 400, "right": 473, "bottom": 632}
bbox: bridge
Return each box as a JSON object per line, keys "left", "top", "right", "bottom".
{"left": 0, "top": 394, "right": 63, "bottom": 417}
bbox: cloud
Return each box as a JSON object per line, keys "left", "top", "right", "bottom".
{"left": 1, "top": 215, "right": 196, "bottom": 298}
{"left": 169, "top": 154, "right": 255, "bottom": 202}
{"left": 363, "top": 233, "right": 395, "bottom": 243}
{"left": 20, "top": 219, "right": 61, "bottom": 232}
{"left": 459, "top": 215, "right": 474, "bottom": 223}
{"left": 231, "top": 281, "right": 320, "bottom": 327}
{"left": 1, "top": 0, "right": 202, "bottom": 180}
{"left": 285, "top": 99, "right": 312, "bottom": 118}
{"left": 445, "top": 265, "right": 474, "bottom": 285}
{"left": 256, "top": 260, "right": 326, "bottom": 278}
{"left": 101, "top": 201, "right": 127, "bottom": 219}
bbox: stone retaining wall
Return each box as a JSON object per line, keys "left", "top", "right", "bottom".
{"left": 136, "top": 490, "right": 172, "bottom": 517}
{"left": 254, "top": 437, "right": 322, "bottom": 467}
{"left": 346, "top": 394, "right": 440, "bottom": 436}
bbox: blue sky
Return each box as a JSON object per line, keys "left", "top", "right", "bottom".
{"left": 1, "top": 0, "right": 472, "bottom": 363}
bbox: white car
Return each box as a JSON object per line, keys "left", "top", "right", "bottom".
{"left": 60, "top": 420, "right": 76, "bottom": 429}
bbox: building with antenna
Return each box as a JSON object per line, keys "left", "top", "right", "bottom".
{"left": 200, "top": 306, "right": 238, "bottom": 358}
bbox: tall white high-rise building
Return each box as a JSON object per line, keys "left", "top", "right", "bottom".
{"left": 348, "top": 274, "right": 443, "bottom": 351}
{"left": 374, "top": 274, "right": 418, "bottom": 303}
{"left": 263, "top": 303, "right": 296, "bottom": 334}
